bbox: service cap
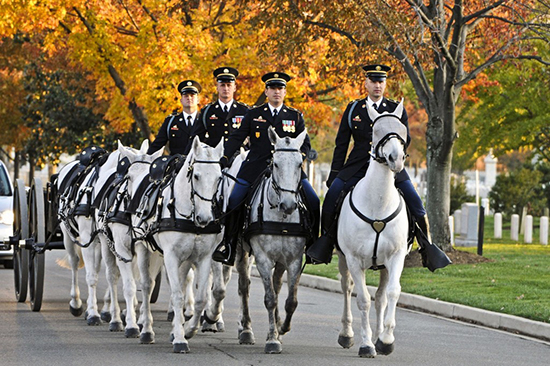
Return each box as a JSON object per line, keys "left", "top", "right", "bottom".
{"left": 178, "top": 80, "right": 202, "bottom": 94}
{"left": 362, "top": 64, "right": 391, "bottom": 81}
{"left": 261, "top": 72, "right": 291, "bottom": 87}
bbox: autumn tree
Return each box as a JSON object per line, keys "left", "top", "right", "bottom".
{"left": 255, "top": 0, "right": 550, "bottom": 250}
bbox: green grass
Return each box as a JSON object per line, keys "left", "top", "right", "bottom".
{"left": 304, "top": 243, "right": 550, "bottom": 323}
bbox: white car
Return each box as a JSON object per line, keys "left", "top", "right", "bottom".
{"left": 0, "top": 160, "right": 14, "bottom": 269}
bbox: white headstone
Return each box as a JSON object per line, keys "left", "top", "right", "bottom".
{"left": 494, "top": 212, "right": 502, "bottom": 239}
{"left": 481, "top": 198, "right": 490, "bottom": 215}
{"left": 484, "top": 150, "right": 498, "bottom": 188}
{"left": 524, "top": 215, "right": 533, "bottom": 243}
{"left": 455, "top": 203, "right": 478, "bottom": 247}
{"left": 511, "top": 214, "right": 519, "bottom": 241}
{"left": 540, "top": 216, "right": 548, "bottom": 245}
{"left": 449, "top": 216, "right": 454, "bottom": 245}
{"left": 454, "top": 209, "right": 462, "bottom": 234}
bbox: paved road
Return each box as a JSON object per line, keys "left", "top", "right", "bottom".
{"left": 0, "top": 250, "right": 548, "bottom": 366}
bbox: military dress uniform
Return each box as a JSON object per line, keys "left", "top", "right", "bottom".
{"left": 147, "top": 80, "right": 201, "bottom": 155}
{"left": 223, "top": 102, "right": 310, "bottom": 183}
{"left": 212, "top": 71, "right": 320, "bottom": 266}
{"left": 147, "top": 111, "right": 198, "bottom": 155}
{"left": 190, "top": 99, "right": 250, "bottom": 148}
{"left": 327, "top": 96, "right": 411, "bottom": 187}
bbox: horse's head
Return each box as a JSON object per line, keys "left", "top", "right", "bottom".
{"left": 367, "top": 100, "right": 407, "bottom": 173}
{"left": 268, "top": 127, "right": 307, "bottom": 215}
{"left": 188, "top": 136, "right": 224, "bottom": 227}
{"left": 118, "top": 139, "right": 164, "bottom": 163}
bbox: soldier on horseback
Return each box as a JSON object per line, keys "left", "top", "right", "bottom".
{"left": 212, "top": 71, "right": 320, "bottom": 266}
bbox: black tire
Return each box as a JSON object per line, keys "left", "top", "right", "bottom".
{"left": 3, "top": 259, "right": 14, "bottom": 269}
{"left": 13, "top": 179, "right": 29, "bottom": 302}
{"left": 150, "top": 270, "right": 162, "bottom": 304}
{"left": 29, "top": 178, "right": 45, "bottom": 312}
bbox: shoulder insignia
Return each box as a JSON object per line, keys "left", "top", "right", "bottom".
{"left": 386, "top": 98, "right": 398, "bottom": 104}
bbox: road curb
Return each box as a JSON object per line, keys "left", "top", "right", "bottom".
{"left": 249, "top": 266, "right": 550, "bottom": 342}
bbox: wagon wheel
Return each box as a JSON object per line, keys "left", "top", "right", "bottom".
{"left": 13, "top": 179, "right": 29, "bottom": 302}
{"left": 150, "top": 270, "right": 162, "bottom": 304}
{"left": 28, "top": 177, "right": 46, "bottom": 312}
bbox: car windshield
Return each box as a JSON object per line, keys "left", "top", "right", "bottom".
{"left": 0, "top": 165, "right": 12, "bottom": 196}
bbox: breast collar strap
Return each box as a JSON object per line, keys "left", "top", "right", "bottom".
{"left": 349, "top": 187, "right": 404, "bottom": 270}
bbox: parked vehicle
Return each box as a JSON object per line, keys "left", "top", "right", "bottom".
{"left": 0, "top": 159, "right": 14, "bottom": 269}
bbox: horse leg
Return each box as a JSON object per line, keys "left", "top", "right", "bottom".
{"left": 61, "top": 230, "right": 84, "bottom": 317}
{"left": 112, "top": 226, "right": 139, "bottom": 338}
{"left": 347, "top": 257, "right": 376, "bottom": 358}
{"left": 337, "top": 251, "right": 354, "bottom": 349}
{"left": 279, "top": 258, "right": 302, "bottom": 336}
{"left": 201, "top": 261, "right": 227, "bottom": 333}
{"left": 236, "top": 249, "right": 255, "bottom": 344}
{"left": 182, "top": 263, "right": 195, "bottom": 321}
{"left": 136, "top": 245, "right": 162, "bottom": 344}
{"left": 254, "top": 250, "right": 281, "bottom": 354}
{"left": 184, "top": 258, "right": 211, "bottom": 340}
{"left": 374, "top": 268, "right": 389, "bottom": 342}
{"left": 79, "top": 225, "right": 102, "bottom": 326}
{"left": 164, "top": 251, "right": 189, "bottom": 353}
{"left": 272, "top": 263, "right": 285, "bottom": 333}
{"left": 375, "top": 253, "right": 406, "bottom": 356}
{"left": 100, "top": 236, "right": 123, "bottom": 332}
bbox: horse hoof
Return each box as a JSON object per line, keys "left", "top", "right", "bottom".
{"left": 125, "top": 327, "right": 140, "bottom": 338}
{"left": 216, "top": 321, "right": 225, "bottom": 333}
{"left": 87, "top": 316, "right": 102, "bottom": 326}
{"left": 70, "top": 305, "right": 84, "bottom": 317}
{"left": 239, "top": 330, "right": 255, "bottom": 345}
{"left": 201, "top": 322, "right": 217, "bottom": 333}
{"left": 100, "top": 311, "right": 112, "bottom": 323}
{"left": 184, "top": 328, "right": 198, "bottom": 340}
{"left": 375, "top": 339, "right": 394, "bottom": 355}
{"left": 264, "top": 342, "right": 282, "bottom": 354}
{"left": 173, "top": 342, "right": 190, "bottom": 353}
{"left": 167, "top": 311, "right": 174, "bottom": 322}
{"left": 109, "top": 321, "right": 124, "bottom": 332}
{"left": 140, "top": 332, "right": 155, "bottom": 344}
{"left": 338, "top": 335, "right": 354, "bottom": 349}
{"left": 358, "top": 346, "right": 376, "bottom": 358}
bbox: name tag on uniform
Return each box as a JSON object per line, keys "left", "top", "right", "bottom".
{"left": 282, "top": 120, "right": 296, "bottom": 133}
{"left": 171, "top": 125, "right": 179, "bottom": 130}
{"left": 209, "top": 115, "right": 218, "bottom": 120}
{"left": 254, "top": 117, "right": 266, "bottom": 122}
{"left": 353, "top": 115, "right": 361, "bottom": 121}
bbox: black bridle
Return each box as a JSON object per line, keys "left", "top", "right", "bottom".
{"left": 270, "top": 147, "right": 303, "bottom": 196}
{"left": 370, "top": 115, "right": 408, "bottom": 165}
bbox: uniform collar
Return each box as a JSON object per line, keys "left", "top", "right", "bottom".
{"left": 183, "top": 111, "right": 197, "bottom": 123}
{"left": 367, "top": 96, "right": 383, "bottom": 109}
{"left": 268, "top": 103, "right": 282, "bottom": 116}
{"left": 218, "top": 100, "right": 234, "bottom": 111}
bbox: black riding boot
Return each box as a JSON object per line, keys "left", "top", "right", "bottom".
{"left": 415, "top": 215, "right": 452, "bottom": 272}
{"left": 306, "top": 219, "right": 337, "bottom": 265}
{"left": 212, "top": 208, "right": 244, "bottom": 266}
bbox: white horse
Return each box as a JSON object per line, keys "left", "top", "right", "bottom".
{"left": 56, "top": 140, "right": 154, "bottom": 327}
{"left": 101, "top": 148, "right": 165, "bottom": 342}
{"left": 148, "top": 137, "right": 224, "bottom": 353}
{"left": 336, "top": 101, "right": 409, "bottom": 358}
{"left": 242, "top": 127, "right": 310, "bottom": 354}
{"left": 200, "top": 147, "right": 249, "bottom": 334}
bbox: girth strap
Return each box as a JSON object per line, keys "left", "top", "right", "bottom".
{"left": 349, "top": 187, "right": 404, "bottom": 270}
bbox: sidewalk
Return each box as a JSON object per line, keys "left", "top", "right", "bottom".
{"left": 250, "top": 266, "right": 550, "bottom": 343}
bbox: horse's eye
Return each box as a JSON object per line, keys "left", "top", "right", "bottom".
{"left": 274, "top": 163, "right": 279, "bottom": 169}
{"left": 194, "top": 174, "right": 199, "bottom": 180}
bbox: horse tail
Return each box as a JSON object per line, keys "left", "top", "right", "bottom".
{"left": 55, "top": 249, "right": 85, "bottom": 270}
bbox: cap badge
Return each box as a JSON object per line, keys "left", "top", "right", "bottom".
{"left": 274, "top": 73, "right": 279, "bottom": 78}
{"left": 187, "top": 81, "right": 192, "bottom": 86}
{"left": 224, "top": 68, "right": 229, "bottom": 73}
{"left": 376, "top": 66, "right": 381, "bottom": 71}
